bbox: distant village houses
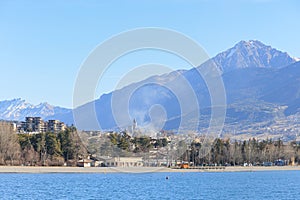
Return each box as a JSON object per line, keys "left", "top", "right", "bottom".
{"left": 17, "top": 117, "right": 66, "bottom": 134}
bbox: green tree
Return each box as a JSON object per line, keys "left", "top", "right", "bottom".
{"left": 18, "top": 134, "right": 34, "bottom": 165}
{"left": 133, "top": 136, "right": 152, "bottom": 153}
{"left": 57, "top": 127, "right": 87, "bottom": 162}
{"left": 45, "top": 132, "right": 61, "bottom": 158}
{"left": 58, "top": 129, "right": 75, "bottom": 161}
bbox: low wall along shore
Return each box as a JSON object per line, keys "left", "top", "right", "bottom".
{"left": 1, "top": 166, "right": 300, "bottom": 173}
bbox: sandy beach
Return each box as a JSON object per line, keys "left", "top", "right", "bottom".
{"left": 1, "top": 166, "right": 300, "bottom": 173}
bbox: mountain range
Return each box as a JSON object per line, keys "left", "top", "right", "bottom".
{"left": 1, "top": 40, "right": 300, "bottom": 138}
{"left": 0, "top": 99, "right": 70, "bottom": 122}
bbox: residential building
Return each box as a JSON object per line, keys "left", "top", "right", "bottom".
{"left": 17, "top": 117, "right": 66, "bottom": 134}
{"left": 48, "top": 120, "right": 66, "bottom": 133}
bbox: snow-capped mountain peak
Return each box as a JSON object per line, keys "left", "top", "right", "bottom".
{"left": 293, "top": 57, "right": 300, "bottom": 62}
{"left": 212, "top": 40, "right": 296, "bottom": 73}
{"left": 0, "top": 99, "right": 70, "bottom": 121}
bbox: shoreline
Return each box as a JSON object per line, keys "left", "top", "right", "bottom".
{"left": 1, "top": 166, "right": 300, "bottom": 173}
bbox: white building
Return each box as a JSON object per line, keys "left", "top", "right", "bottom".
{"left": 98, "top": 156, "right": 143, "bottom": 167}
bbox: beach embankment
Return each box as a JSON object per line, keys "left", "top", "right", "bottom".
{"left": 1, "top": 166, "right": 300, "bottom": 173}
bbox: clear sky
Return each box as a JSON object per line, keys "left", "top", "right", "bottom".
{"left": 0, "top": 0, "right": 299, "bottom": 108}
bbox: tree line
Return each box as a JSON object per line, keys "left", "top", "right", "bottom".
{"left": 0, "top": 125, "right": 87, "bottom": 166}
{"left": 87, "top": 131, "right": 300, "bottom": 166}
{"left": 185, "top": 138, "right": 300, "bottom": 166}
{"left": 86, "top": 131, "right": 169, "bottom": 157}
{"left": 1, "top": 123, "right": 300, "bottom": 166}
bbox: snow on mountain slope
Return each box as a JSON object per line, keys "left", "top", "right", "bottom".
{"left": 0, "top": 98, "right": 70, "bottom": 121}
{"left": 212, "top": 40, "right": 296, "bottom": 73}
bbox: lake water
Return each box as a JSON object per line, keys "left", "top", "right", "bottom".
{"left": 1, "top": 171, "right": 300, "bottom": 199}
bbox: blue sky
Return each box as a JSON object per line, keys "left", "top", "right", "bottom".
{"left": 0, "top": 0, "right": 299, "bottom": 108}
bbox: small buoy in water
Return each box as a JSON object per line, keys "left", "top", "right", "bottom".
{"left": 166, "top": 176, "right": 169, "bottom": 180}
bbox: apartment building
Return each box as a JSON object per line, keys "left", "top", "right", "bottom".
{"left": 18, "top": 117, "right": 66, "bottom": 134}
{"left": 48, "top": 119, "right": 66, "bottom": 133}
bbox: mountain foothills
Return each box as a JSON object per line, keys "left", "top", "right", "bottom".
{"left": 1, "top": 40, "right": 300, "bottom": 140}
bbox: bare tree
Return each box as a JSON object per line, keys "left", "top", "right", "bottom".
{"left": 0, "top": 122, "right": 21, "bottom": 165}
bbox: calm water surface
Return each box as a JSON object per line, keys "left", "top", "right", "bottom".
{"left": 1, "top": 171, "right": 300, "bottom": 199}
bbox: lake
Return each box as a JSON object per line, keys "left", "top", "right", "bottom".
{"left": 1, "top": 171, "right": 299, "bottom": 199}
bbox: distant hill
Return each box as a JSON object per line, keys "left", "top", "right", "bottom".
{"left": 1, "top": 40, "right": 300, "bottom": 137}
{"left": 67, "top": 40, "right": 300, "bottom": 131}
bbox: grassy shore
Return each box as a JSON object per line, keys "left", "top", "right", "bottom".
{"left": 1, "top": 166, "right": 300, "bottom": 173}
